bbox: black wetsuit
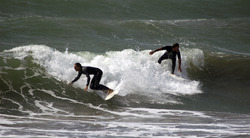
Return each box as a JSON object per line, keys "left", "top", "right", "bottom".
{"left": 71, "top": 66, "right": 109, "bottom": 91}
{"left": 158, "top": 46, "right": 181, "bottom": 74}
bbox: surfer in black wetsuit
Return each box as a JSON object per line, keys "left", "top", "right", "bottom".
{"left": 149, "top": 43, "right": 182, "bottom": 74}
{"left": 69, "top": 63, "right": 113, "bottom": 94}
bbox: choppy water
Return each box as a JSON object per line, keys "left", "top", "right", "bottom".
{"left": 1, "top": 0, "right": 250, "bottom": 137}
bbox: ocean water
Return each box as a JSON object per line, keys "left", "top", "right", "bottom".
{"left": 1, "top": 0, "right": 250, "bottom": 137}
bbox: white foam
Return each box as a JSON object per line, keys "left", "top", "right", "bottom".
{"left": 0, "top": 118, "right": 15, "bottom": 125}
{"left": 1, "top": 108, "right": 250, "bottom": 137}
{"left": 34, "top": 100, "right": 70, "bottom": 116}
{"left": 126, "top": 107, "right": 211, "bottom": 118}
{"left": 5, "top": 45, "right": 204, "bottom": 103}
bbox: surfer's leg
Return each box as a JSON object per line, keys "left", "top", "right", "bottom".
{"left": 90, "top": 70, "right": 110, "bottom": 91}
{"left": 158, "top": 53, "right": 168, "bottom": 64}
{"left": 95, "top": 71, "right": 113, "bottom": 94}
{"left": 96, "top": 84, "right": 110, "bottom": 91}
{"left": 90, "top": 76, "right": 96, "bottom": 89}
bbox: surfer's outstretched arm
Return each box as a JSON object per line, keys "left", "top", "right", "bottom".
{"left": 178, "top": 58, "right": 182, "bottom": 72}
{"left": 69, "top": 63, "right": 83, "bottom": 85}
{"left": 149, "top": 48, "right": 163, "bottom": 55}
{"left": 69, "top": 72, "right": 82, "bottom": 85}
{"left": 72, "top": 72, "right": 81, "bottom": 83}
{"left": 177, "top": 52, "right": 182, "bottom": 72}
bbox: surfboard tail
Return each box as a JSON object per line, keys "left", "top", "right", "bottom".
{"left": 105, "top": 91, "right": 116, "bottom": 100}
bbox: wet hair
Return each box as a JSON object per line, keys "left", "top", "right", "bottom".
{"left": 75, "top": 63, "right": 82, "bottom": 68}
{"left": 172, "top": 43, "right": 179, "bottom": 48}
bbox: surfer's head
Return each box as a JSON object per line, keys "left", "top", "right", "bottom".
{"left": 74, "top": 63, "right": 82, "bottom": 71}
{"left": 172, "top": 43, "right": 179, "bottom": 52}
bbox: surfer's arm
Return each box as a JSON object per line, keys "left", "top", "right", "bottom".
{"left": 177, "top": 52, "right": 182, "bottom": 72}
{"left": 178, "top": 59, "right": 182, "bottom": 72}
{"left": 149, "top": 47, "right": 163, "bottom": 55}
{"left": 83, "top": 74, "right": 90, "bottom": 92}
{"left": 71, "top": 72, "right": 82, "bottom": 83}
{"left": 85, "top": 74, "right": 91, "bottom": 86}
{"left": 84, "top": 86, "right": 88, "bottom": 92}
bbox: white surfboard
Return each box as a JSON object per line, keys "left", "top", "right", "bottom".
{"left": 105, "top": 90, "right": 118, "bottom": 100}
{"left": 95, "top": 90, "right": 118, "bottom": 100}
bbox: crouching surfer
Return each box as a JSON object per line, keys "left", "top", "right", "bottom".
{"left": 149, "top": 43, "right": 182, "bottom": 74}
{"left": 69, "top": 63, "right": 113, "bottom": 94}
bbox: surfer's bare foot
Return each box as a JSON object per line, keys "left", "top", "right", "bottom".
{"left": 107, "top": 89, "right": 113, "bottom": 95}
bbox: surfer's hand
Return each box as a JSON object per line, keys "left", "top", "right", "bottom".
{"left": 149, "top": 51, "right": 154, "bottom": 55}
{"left": 68, "top": 82, "right": 73, "bottom": 86}
{"left": 178, "top": 67, "right": 182, "bottom": 72}
{"left": 84, "top": 86, "right": 88, "bottom": 92}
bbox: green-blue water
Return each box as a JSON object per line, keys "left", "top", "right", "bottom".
{"left": 1, "top": 0, "right": 250, "bottom": 137}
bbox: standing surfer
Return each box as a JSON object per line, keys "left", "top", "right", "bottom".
{"left": 149, "top": 43, "right": 182, "bottom": 74}
{"left": 69, "top": 63, "right": 113, "bottom": 94}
